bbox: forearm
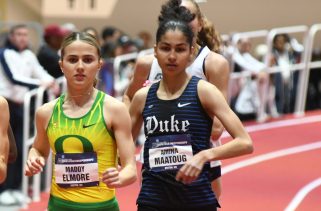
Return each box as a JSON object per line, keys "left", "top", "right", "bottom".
{"left": 118, "top": 162, "right": 137, "bottom": 187}
{"left": 203, "top": 138, "right": 253, "bottom": 162}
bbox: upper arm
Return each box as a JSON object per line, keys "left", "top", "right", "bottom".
{"left": 198, "top": 81, "right": 249, "bottom": 139}
{"left": 104, "top": 98, "right": 135, "bottom": 165}
{"left": 204, "top": 52, "right": 230, "bottom": 99}
{"left": 123, "top": 55, "right": 153, "bottom": 105}
{"left": 32, "top": 102, "right": 54, "bottom": 158}
{"left": 129, "top": 88, "right": 148, "bottom": 141}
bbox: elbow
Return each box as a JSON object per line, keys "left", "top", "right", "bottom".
{"left": 247, "top": 144, "right": 254, "bottom": 154}
{"left": 244, "top": 141, "right": 254, "bottom": 154}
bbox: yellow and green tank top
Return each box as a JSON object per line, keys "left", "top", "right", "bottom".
{"left": 47, "top": 91, "right": 117, "bottom": 203}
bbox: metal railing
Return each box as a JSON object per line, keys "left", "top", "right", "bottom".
{"left": 21, "top": 77, "right": 65, "bottom": 208}
{"left": 229, "top": 25, "right": 317, "bottom": 119}
{"left": 295, "top": 23, "right": 321, "bottom": 115}
{"left": 22, "top": 88, "right": 47, "bottom": 207}
{"left": 112, "top": 48, "right": 154, "bottom": 98}
{"left": 113, "top": 52, "right": 138, "bottom": 97}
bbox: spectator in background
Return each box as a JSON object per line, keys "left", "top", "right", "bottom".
{"left": 37, "top": 24, "right": 68, "bottom": 78}
{"left": 0, "top": 24, "right": 59, "bottom": 205}
{"left": 83, "top": 27, "right": 100, "bottom": 44}
{"left": 101, "top": 26, "right": 122, "bottom": 59}
{"left": 61, "top": 22, "right": 78, "bottom": 33}
{"left": 101, "top": 26, "right": 122, "bottom": 45}
{"left": 270, "top": 33, "right": 301, "bottom": 114}
{"left": 232, "top": 37, "right": 278, "bottom": 122}
{"left": 137, "top": 30, "right": 152, "bottom": 50}
{"left": 116, "top": 34, "right": 139, "bottom": 56}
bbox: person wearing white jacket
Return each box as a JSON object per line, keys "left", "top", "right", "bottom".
{"left": 0, "top": 24, "right": 59, "bottom": 205}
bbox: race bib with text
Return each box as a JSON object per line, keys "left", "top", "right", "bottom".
{"left": 55, "top": 152, "right": 99, "bottom": 188}
{"left": 148, "top": 134, "right": 193, "bottom": 172}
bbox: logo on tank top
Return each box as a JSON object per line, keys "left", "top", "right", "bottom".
{"left": 82, "top": 123, "right": 96, "bottom": 129}
{"left": 145, "top": 115, "right": 190, "bottom": 134}
{"left": 177, "top": 102, "right": 191, "bottom": 108}
{"left": 154, "top": 73, "right": 162, "bottom": 80}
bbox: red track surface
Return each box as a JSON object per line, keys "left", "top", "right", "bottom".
{"left": 22, "top": 111, "right": 321, "bottom": 211}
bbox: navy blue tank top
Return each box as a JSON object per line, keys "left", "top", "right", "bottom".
{"left": 137, "top": 76, "right": 217, "bottom": 208}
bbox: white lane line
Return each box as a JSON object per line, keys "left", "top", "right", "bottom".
{"left": 222, "top": 141, "right": 321, "bottom": 175}
{"left": 221, "top": 115, "right": 321, "bottom": 138}
{"left": 284, "top": 177, "right": 321, "bottom": 211}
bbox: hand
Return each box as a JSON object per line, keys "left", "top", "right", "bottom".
{"left": 143, "top": 80, "right": 152, "bottom": 87}
{"left": 176, "top": 152, "right": 207, "bottom": 184}
{"left": 101, "top": 167, "right": 121, "bottom": 188}
{"left": 143, "top": 79, "right": 159, "bottom": 87}
{"left": 25, "top": 156, "right": 45, "bottom": 177}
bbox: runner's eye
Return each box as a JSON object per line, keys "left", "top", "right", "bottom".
{"left": 67, "top": 57, "right": 78, "bottom": 63}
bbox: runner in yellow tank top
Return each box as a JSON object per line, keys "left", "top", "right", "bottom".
{"left": 24, "top": 32, "right": 137, "bottom": 211}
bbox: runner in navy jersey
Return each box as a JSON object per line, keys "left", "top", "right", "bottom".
{"left": 123, "top": 0, "right": 229, "bottom": 200}
{"left": 130, "top": 19, "right": 253, "bottom": 211}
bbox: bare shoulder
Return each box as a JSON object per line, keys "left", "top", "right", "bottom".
{"left": 198, "top": 79, "right": 216, "bottom": 91}
{"left": 205, "top": 51, "right": 229, "bottom": 73}
{"left": 36, "top": 99, "right": 57, "bottom": 120}
{"left": 0, "top": 96, "right": 8, "bottom": 108}
{"left": 133, "top": 86, "right": 149, "bottom": 102}
{"left": 135, "top": 54, "right": 155, "bottom": 74}
{"left": 103, "top": 95, "right": 127, "bottom": 114}
{"left": 136, "top": 54, "right": 154, "bottom": 68}
{"left": 197, "top": 79, "right": 225, "bottom": 106}
{"left": 198, "top": 79, "right": 223, "bottom": 97}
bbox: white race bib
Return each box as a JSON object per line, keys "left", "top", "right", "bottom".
{"left": 148, "top": 134, "right": 193, "bottom": 172}
{"left": 55, "top": 152, "right": 99, "bottom": 188}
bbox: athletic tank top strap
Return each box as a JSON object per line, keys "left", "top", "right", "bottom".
{"left": 186, "top": 46, "right": 211, "bottom": 80}
{"left": 148, "top": 58, "right": 163, "bottom": 81}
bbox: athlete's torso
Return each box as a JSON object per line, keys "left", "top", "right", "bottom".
{"left": 47, "top": 91, "right": 117, "bottom": 203}
{"left": 138, "top": 76, "right": 216, "bottom": 208}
